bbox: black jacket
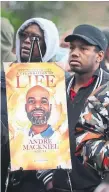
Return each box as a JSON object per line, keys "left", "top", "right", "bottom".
{"left": 53, "top": 68, "right": 109, "bottom": 192}
{"left": 1, "top": 71, "right": 10, "bottom": 192}
{"left": 101, "top": 60, "right": 109, "bottom": 73}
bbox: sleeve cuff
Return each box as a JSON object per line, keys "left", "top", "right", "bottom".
{"left": 36, "top": 170, "right": 53, "bottom": 185}
{"left": 43, "top": 172, "right": 53, "bottom": 185}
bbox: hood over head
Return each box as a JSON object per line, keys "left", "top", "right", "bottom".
{"left": 16, "top": 18, "right": 59, "bottom": 62}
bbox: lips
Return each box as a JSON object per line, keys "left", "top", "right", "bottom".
{"left": 32, "top": 110, "right": 44, "bottom": 117}
{"left": 70, "top": 60, "right": 81, "bottom": 65}
{"left": 21, "top": 46, "right": 30, "bottom": 56}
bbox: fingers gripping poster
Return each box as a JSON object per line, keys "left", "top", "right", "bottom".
{"left": 4, "top": 62, "right": 71, "bottom": 171}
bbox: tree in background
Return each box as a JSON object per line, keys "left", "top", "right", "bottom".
{"left": 1, "top": 1, "right": 109, "bottom": 34}
{"left": 1, "top": 1, "right": 67, "bottom": 33}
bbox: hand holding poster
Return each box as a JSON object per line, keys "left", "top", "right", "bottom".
{"left": 4, "top": 62, "right": 71, "bottom": 171}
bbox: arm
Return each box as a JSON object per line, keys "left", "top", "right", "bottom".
{"left": 78, "top": 82, "right": 109, "bottom": 171}
{"left": 82, "top": 138, "right": 109, "bottom": 171}
{"left": 36, "top": 170, "right": 54, "bottom": 190}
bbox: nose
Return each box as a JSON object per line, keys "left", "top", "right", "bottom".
{"left": 24, "top": 36, "right": 31, "bottom": 44}
{"left": 35, "top": 101, "right": 41, "bottom": 109}
{"left": 71, "top": 48, "right": 80, "bottom": 57}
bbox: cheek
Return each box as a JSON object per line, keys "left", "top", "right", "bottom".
{"left": 26, "top": 104, "right": 34, "bottom": 112}
{"left": 33, "top": 44, "right": 39, "bottom": 56}
{"left": 83, "top": 54, "right": 95, "bottom": 64}
{"left": 43, "top": 105, "right": 50, "bottom": 112}
{"left": 20, "top": 40, "right": 23, "bottom": 49}
{"left": 68, "top": 53, "right": 72, "bottom": 63}
{"left": 33, "top": 41, "right": 45, "bottom": 57}
{"left": 89, "top": 54, "right": 97, "bottom": 64}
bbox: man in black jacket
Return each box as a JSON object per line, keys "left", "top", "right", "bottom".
{"left": 40, "top": 25, "right": 109, "bottom": 192}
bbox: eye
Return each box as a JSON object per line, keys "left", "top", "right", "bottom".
{"left": 19, "top": 32, "right": 27, "bottom": 39}
{"left": 41, "top": 99, "right": 48, "bottom": 104}
{"left": 81, "top": 46, "right": 88, "bottom": 50}
{"left": 28, "top": 99, "right": 35, "bottom": 104}
{"left": 34, "top": 35, "right": 41, "bottom": 40}
{"left": 70, "top": 46, "right": 74, "bottom": 50}
{"left": 32, "top": 36, "right": 42, "bottom": 42}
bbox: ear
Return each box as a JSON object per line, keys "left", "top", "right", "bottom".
{"left": 96, "top": 51, "right": 104, "bottom": 63}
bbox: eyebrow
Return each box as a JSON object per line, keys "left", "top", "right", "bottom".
{"left": 28, "top": 97, "right": 35, "bottom": 100}
{"left": 27, "top": 97, "right": 48, "bottom": 100}
{"left": 41, "top": 97, "right": 48, "bottom": 100}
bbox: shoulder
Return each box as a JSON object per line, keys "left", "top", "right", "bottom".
{"left": 65, "top": 74, "right": 74, "bottom": 87}
{"left": 79, "top": 81, "right": 109, "bottom": 132}
{"left": 65, "top": 72, "right": 71, "bottom": 79}
{"left": 88, "top": 81, "right": 109, "bottom": 115}
{"left": 91, "top": 81, "right": 109, "bottom": 103}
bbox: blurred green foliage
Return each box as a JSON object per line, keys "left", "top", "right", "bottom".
{"left": 1, "top": 1, "right": 64, "bottom": 32}
{"left": 1, "top": 1, "right": 109, "bottom": 34}
{"left": 1, "top": 9, "right": 23, "bottom": 32}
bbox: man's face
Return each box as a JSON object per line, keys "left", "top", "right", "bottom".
{"left": 69, "top": 39, "right": 101, "bottom": 74}
{"left": 20, "top": 24, "right": 46, "bottom": 62}
{"left": 25, "top": 86, "right": 51, "bottom": 126}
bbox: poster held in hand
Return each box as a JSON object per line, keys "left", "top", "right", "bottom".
{"left": 4, "top": 62, "right": 71, "bottom": 171}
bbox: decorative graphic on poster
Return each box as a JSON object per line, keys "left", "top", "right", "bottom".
{"left": 4, "top": 62, "right": 71, "bottom": 171}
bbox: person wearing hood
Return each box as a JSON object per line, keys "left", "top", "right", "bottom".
{"left": 1, "top": 17, "right": 67, "bottom": 192}
{"left": 16, "top": 17, "right": 70, "bottom": 77}
{"left": 16, "top": 17, "right": 59, "bottom": 63}
{"left": 1, "top": 17, "right": 16, "bottom": 70}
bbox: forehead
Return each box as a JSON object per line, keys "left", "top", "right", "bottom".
{"left": 26, "top": 88, "right": 49, "bottom": 100}
{"left": 24, "top": 24, "right": 42, "bottom": 35}
{"left": 70, "top": 38, "right": 92, "bottom": 46}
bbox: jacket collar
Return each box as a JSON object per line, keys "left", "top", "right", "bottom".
{"left": 29, "top": 125, "right": 54, "bottom": 138}
{"left": 67, "top": 67, "right": 103, "bottom": 96}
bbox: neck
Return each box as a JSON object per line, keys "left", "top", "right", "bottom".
{"left": 31, "top": 124, "right": 48, "bottom": 134}
{"left": 75, "top": 72, "right": 93, "bottom": 85}
{"left": 73, "top": 67, "right": 98, "bottom": 92}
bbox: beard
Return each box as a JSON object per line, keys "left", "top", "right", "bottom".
{"left": 27, "top": 109, "right": 51, "bottom": 126}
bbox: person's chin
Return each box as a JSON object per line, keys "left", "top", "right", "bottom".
{"left": 21, "top": 54, "right": 29, "bottom": 62}
{"left": 72, "top": 68, "right": 87, "bottom": 75}
{"left": 70, "top": 66, "right": 82, "bottom": 73}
